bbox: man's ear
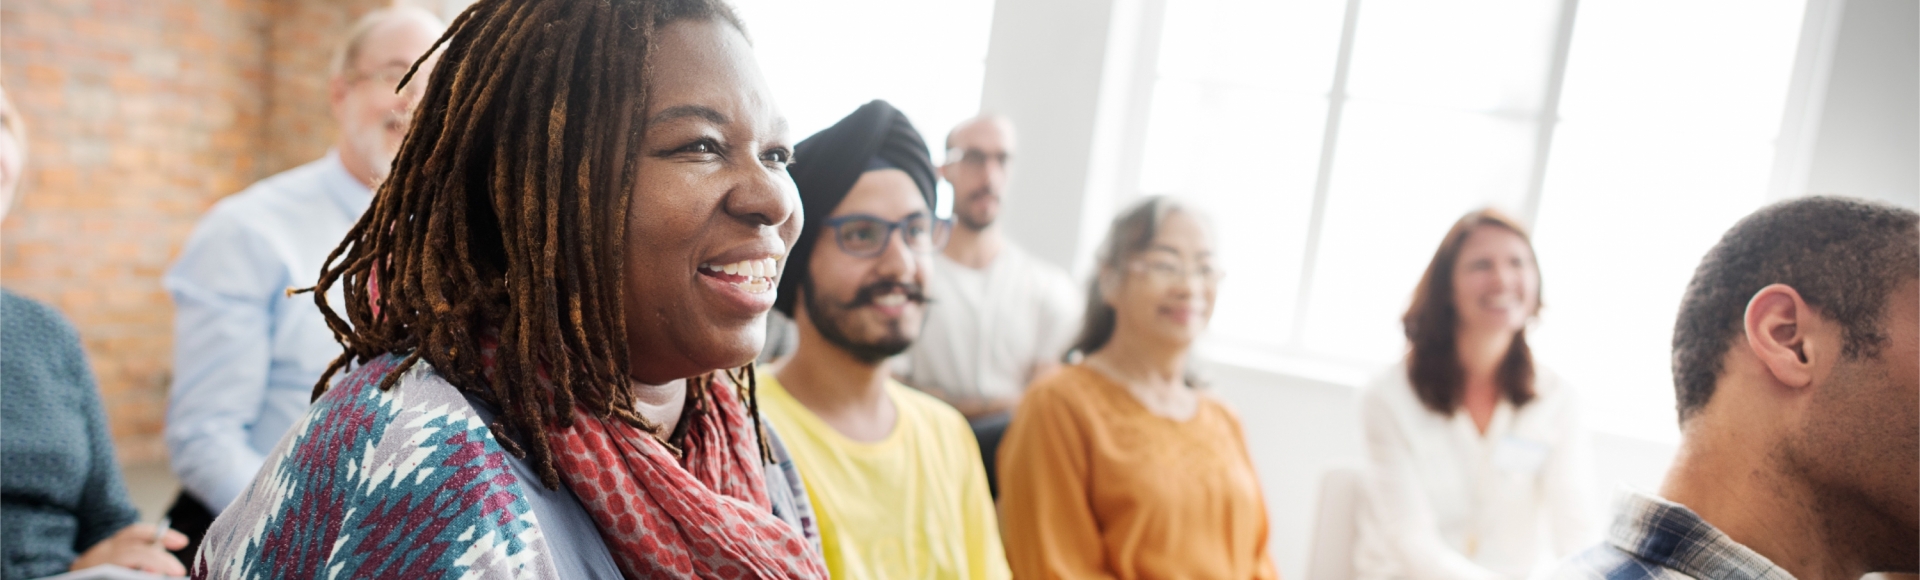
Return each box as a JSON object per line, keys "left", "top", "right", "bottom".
{"left": 329, "top": 74, "right": 350, "bottom": 122}
{"left": 1744, "top": 283, "right": 1819, "bottom": 389}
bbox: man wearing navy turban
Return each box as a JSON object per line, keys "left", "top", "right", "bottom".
{"left": 756, "top": 101, "right": 1011, "bottom": 580}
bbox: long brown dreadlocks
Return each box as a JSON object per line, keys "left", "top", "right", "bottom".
{"left": 305, "top": 0, "right": 761, "bottom": 490}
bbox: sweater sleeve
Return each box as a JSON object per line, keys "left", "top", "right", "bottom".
{"left": 996, "top": 385, "right": 1118, "bottom": 580}
{"left": 1224, "top": 409, "right": 1280, "bottom": 580}
{"left": 61, "top": 308, "right": 141, "bottom": 553}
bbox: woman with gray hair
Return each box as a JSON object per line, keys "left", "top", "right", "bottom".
{"left": 996, "top": 196, "right": 1276, "bottom": 579}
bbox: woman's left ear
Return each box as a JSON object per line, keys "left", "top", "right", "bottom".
{"left": 1097, "top": 266, "right": 1123, "bottom": 306}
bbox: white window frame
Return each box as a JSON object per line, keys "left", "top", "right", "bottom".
{"left": 1100, "top": 0, "right": 1839, "bottom": 391}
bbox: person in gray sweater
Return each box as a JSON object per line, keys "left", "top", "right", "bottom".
{"left": 0, "top": 85, "right": 185, "bottom": 579}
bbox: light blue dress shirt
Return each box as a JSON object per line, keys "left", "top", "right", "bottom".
{"left": 164, "top": 152, "right": 370, "bottom": 513}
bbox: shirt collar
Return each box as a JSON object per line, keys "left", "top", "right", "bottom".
{"left": 319, "top": 149, "right": 375, "bottom": 219}
{"left": 1449, "top": 397, "right": 1516, "bottom": 441}
{"left": 1606, "top": 490, "right": 1798, "bottom": 580}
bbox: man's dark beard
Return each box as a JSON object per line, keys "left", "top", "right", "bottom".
{"left": 801, "top": 277, "right": 930, "bottom": 364}
{"left": 957, "top": 188, "right": 997, "bottom": 231}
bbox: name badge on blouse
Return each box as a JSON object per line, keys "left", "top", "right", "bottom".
{"left": 1492, "top": 436, "right": 1550, "bottom": 475}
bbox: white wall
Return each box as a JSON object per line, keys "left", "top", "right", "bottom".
{"left": 977, "top": 0, "right": 1118, "bottom": 273}
{"left": 1201, "top": 360, "right": 1364, "bottom": 578}
{"left": 1803, "top": 0, "right": 1919, "bottom": 208}
{"left": 978, "top": 0, "right": 1164, "bottom": 276}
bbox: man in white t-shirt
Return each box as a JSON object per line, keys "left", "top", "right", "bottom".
{"left": 896, "top": 114, "right": 1081, "bottom": 496}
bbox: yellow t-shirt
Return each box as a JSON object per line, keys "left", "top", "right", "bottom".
{"left": 758, "top": 373, "right": 1011, "bottom": 580}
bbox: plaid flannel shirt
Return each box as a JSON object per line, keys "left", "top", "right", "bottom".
{"left": 1551, "top": 491, "right": 1796, "bottom": 580}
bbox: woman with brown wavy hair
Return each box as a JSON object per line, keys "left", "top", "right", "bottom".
{"left": 1354, "top": 208, "right": 1596, "bottom": 579}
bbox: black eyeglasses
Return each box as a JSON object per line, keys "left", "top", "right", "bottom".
{"left": 822, "top": 213, "right": 953, "bottom": 258}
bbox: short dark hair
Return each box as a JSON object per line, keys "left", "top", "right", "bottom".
{"left": 1671, "top": 196, "right": 1918, "bottom": 423}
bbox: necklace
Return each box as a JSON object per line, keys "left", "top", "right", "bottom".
{"left": 1086, "top": 356, "right": 1197, "bottom": 420}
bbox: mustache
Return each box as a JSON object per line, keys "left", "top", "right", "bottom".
{"left": 847, "top": 280, "right": 930, "bottom": 308}
{"left": 964, "top": 186, "right": 997, "bottom": 201}
{"left": 383, "top": 109, "right": 412, "bottom": 132}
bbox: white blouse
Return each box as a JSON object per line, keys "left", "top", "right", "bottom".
{"left": 1353, "top": 362, "right": 1598, "bottom": 580}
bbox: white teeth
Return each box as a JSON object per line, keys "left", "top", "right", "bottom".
{"left": 701, "top": 258, "right": 782, "bottom": 292}
{"left": 874, "top": 293, "right": 907, "bottom": 307}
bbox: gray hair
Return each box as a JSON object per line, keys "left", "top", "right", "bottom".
{"left": 1067, "top": 195, "right": 1201, "bottom": 359}
{"left": 328, "top": 4, "right": 445, "bottom": 78}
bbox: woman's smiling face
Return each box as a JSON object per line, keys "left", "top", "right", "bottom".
{"left": 1450, "top": 224, "right": 1539, "bottom": 336}
{"left": 622, "top": 18, "right": 801, "bottom": 384}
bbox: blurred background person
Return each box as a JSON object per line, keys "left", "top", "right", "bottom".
{"left": 897, "top": 114, "right": 1081, "bottom": 497}
{"left": 159, "top": 5, "right": 442, "bottom": 559}
{"left": 1558, "top": 197, "right": 1917, "bottom": 579}
{"left": 762, "top": 100, "right": 1008, "bottom": 580}
{"left": 1355, "top": 209, "right": 1595, "bottom": 579}
{"left": 0, "top": 85, "right": 190, "bottom": 579}
{"left": 191, "top": 1, "right": 827, "bottom": 577}
{"left": 998, "top": 196, "right": 1276, "bottom": 580}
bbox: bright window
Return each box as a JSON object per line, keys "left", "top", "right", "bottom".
{"left": 1529, "top": 0, "right": 1808, "bottom": 440}
{"left": 1146, "top": 0, "right": 1809, "bottom": 441}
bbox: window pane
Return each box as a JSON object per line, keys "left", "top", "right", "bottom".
{"left": 1156, "top": 0, "right": 1348, "bottom": 94}
{"left": 1530, "top": 0, "right": 1806, "bottom": 441}
{"left": 730, "top": 0, "right": 996, "bottom": 140}
{"left": 1300, "top": 101, "right": 1535, "bottom": 363}
{"left": 1139, "top": 86, "right": 1327, "bottom": 348}
{"left": 1345, "top": 0, "right": 1564, "bottom": 113}
{"left": 1140, "top": 0, "right": 1349, "bottom": 348}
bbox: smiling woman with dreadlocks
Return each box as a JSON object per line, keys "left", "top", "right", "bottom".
{"left": 188, "top": 0, "right": 826, "bottom": 578}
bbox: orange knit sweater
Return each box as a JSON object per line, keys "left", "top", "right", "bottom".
{"left": 997, "top": 365, "right": 1279, "bottom": 580}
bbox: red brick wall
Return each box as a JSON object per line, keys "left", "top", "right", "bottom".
{"left": 266, "top": 0, "right": 392, "bottom": 173}
{"left": 1, "top": 0, "right": 443, "bottom": 463}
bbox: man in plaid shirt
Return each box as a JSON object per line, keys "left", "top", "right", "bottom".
{"left": 1554, "top": 197, "right": 1917, "bottom": 580}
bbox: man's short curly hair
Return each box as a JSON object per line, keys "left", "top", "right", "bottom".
{"left": 1671, "top": 196, "right": 1918, "bottom": 423}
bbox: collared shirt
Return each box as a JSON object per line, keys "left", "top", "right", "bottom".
{"left": 163, "top": 152, "right": 370, "bottom": 513}
{"left": 1355, "top": 362, "right": 1599, "bottom": 580}
{"left": 897, "top": 244, "right": 1081, "bottom": 404}
{"left": 1552, "top": 491, "right": 1796, "bottom": 580}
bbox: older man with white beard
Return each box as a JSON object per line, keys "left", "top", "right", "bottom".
{"left": 160, "top": 6, "right": 442, "bottom": 559}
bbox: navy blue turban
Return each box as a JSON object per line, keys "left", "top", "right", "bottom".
{"left": 774, "top": 100, "right": 936, "bottom": 318}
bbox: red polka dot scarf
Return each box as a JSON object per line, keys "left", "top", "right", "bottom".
{"left": 549, "top": 373, "right": 828, "bottom": 579}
